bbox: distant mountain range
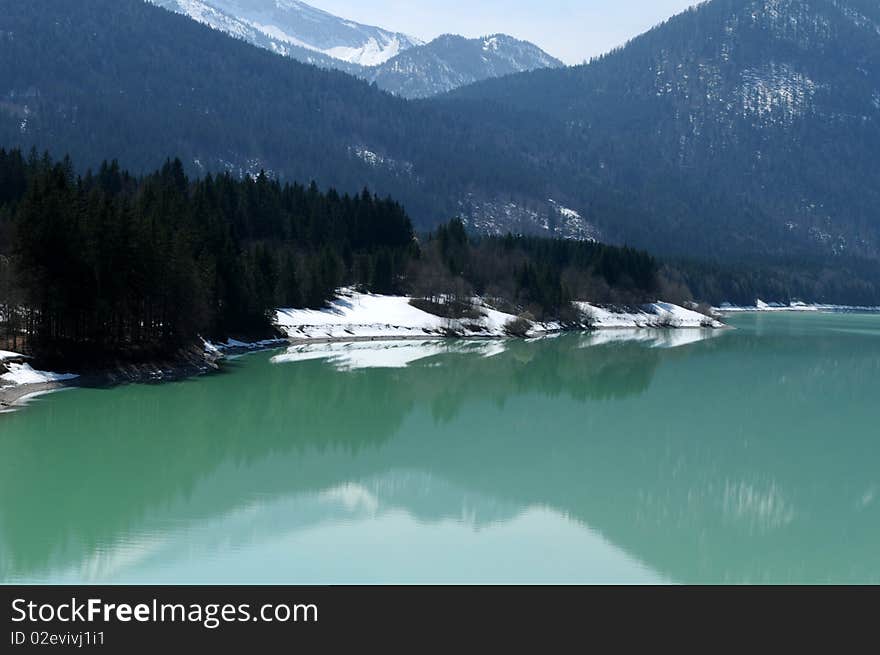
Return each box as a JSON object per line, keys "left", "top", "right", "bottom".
{"left": 0, "top": 0, "right": 544, "bottom": 229}
{"left": 368, "top": 33, "right": 562, "bottom": 99}
{"left": 3, "top": 0, "right": 880, "bottom": 297}
{"left": 148, "top": 0, "right": 562, "bottom": 98}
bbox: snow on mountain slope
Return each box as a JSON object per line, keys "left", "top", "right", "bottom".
{"left": 147, "top": 1, "right": 562, "bottom": 98}
{"left": 459, "top": 195, "right": 597, "bottom": 242}
{"left": 148, "top": 0, "right": 358, "bottom": 69}
{"left": 159, "top": 0, "right": 421, "bottom": 66}
{"left": 739, "top": 63, "right": 819, "bottom": 122}
{"left": 448, "top": 0, "right": 880, "bottom": 258}
{"left": 367, "top": 34, "right": 564, "bottom": 99}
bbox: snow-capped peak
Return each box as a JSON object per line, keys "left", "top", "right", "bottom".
{"left": 150, "top": 0, "right": 421, "bottom": 66}
{"left": 147, "top": 1, "right": 563, "bottom": 98}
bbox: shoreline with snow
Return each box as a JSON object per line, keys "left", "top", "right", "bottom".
{"left": 1, "top": 290, "right": 725, "bottom": 414}
{"left": 276, "top": 290, "right": 724, "bottom": 342}
{"left": 0, "top": 350, "right": 79, "bottom": 409}
{"left": 0, "top": 344, "right": 224, "bottom": 412}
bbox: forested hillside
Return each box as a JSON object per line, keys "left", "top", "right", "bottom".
{"left": 0, "top": 149, "right": 415, "bottom": 360}
{"left": 0, "top": 149, "right": 668, "bottom": 362}
{"left": 452, "top": 0, "right": 880, "bottom": 259}
{"left": 0, "top": 0, "right": 564, "bottom": 231}
{"left": 3, "top": 0, "right": 880, "bottom": 305}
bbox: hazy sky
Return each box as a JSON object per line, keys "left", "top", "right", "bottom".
{"left": 306, "top": 1, "right": 699, "bottom": 64}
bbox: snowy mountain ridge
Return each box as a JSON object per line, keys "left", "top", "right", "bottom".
{"left": 370, "top": 33, "right": 564, "bottom": 98}
{"left": 152, "top": 0, "right": 422, "bottom": 66}
{"left": 147, "top": 0, "right": 562, "bottom": 97}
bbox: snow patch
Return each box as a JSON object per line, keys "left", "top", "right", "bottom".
{"left": 19, "top": 105, "right": 29, "bottom": 133}
{"left": 276, "top": 290, "right": 528, "bottom": 340}
{"left": 350, "top": 146, "right": 414, "bottom": 175}
{"left": 547, "top": 199, "right": 596, "bottom": 242}
{"left": 460, "top": 196, "right": 598, "bottom": 241}
{"left": 740, "top": 64, "right": 818, "bottom": 123}
{"left": 150, "top": 0, "right": 420, "bottom": 67}
{"left": 0, "top": 350, "right": 26, "bottom": 363}
{"left": 275, "top": 290, "right": 724, "bottom": 345}
{"left": 576, "top": 302, "right": 724, "bottom": 329}
{"left": 833, "top": 0, "right": 880, "bottom": 36}
{"left": 326, "top": 35, "right": 409, "bottom": 66}
{"left": 1, "top": 363, "right": 78, "bottom": 387}
{"left": 244, "top": 20, "right": 312, "bottom": 49}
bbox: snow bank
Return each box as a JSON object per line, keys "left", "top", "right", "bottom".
{"left": 1, "top": 363, "right": 78, "bottom": 387}
{"left": 274, "top": 290, "right": 723, "bottom": 343}
{"left": 275, "top": 290, "right": 529, "bottom": 340}
{"left": 0, "top": 350, "right": 26, "bottom": 362}
{"left": 576, "top": 302, "right": 724, "bottom": 329}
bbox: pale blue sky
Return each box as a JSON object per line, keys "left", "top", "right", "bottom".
{"left": 307, "top": 0, "right": 699, "bottom": 64}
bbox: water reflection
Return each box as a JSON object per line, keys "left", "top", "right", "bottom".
{"left": 578, "top": 328, "right": 721, "bottom": 349}
{"left": 1, "top": 314, "right": 879, "bottom": 583}
{"left": 271, "top": 339, "right": 509, "bottom": 371}
{"left": 270, "top": 328, "right": 722, "bottom": 373}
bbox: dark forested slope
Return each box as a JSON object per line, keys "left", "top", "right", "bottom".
{"left": 3, "top": 0, "right": 880, "bottom": 295}
{"left": 451, "top": 0, "right": 880, "bottom": 259}
{"left": 0, "top": 148, "right": 670, "bottom": 362}
{"left": 0, "top": 148, "right": 416, "bottom": 360}
{"left": 0, "top": 0, "right": 564, "bottom": 230}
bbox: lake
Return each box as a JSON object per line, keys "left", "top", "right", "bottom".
{"left": 1, "top": 312, "right": 879, "bottom": 584}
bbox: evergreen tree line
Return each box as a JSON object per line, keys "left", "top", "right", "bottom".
{"left": 409, "top": 219, "right": 661, "bottom": 322}
{"left": 0, "top": 149, "right": 673, "bottom": 361}
{"left": 0, "top": 149, "right": 415, "bottom": 361}
{"left": 6, "top": 0, "right": 880, "bottom": 269}
{"left": 10, "top": 146, "right": 872, "bottom": 367}
{"left": 669, "top": 255, "right": 880, "bottom": 308}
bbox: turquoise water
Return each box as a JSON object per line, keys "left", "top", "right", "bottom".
{"left": 1, "top": 312, "right": 879, "bottom": 584}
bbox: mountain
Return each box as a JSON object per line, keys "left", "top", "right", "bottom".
{"left": 451, "top": 0, "right": 880, "bottom": 260}
{"left": 0, "top": 0, "right": 565, "bottom": 230}
{"left": 147, "top": 0, "right": 562, "bottom": 97}
{"left": 367, "top": 34, "right": 563, "bottom": 99}
{"left": 150, "top": 0, "right": 420, "bottom": 67}
{"left": 145, "top": 0, "right": 880, "bottom": 260}
{"left": 4, "top": 0, "right": 880, "bottom": 284}
{"left": 147, "top": 0, "right": 361, "bottom": 71}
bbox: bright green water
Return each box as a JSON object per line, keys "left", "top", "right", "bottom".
{"left": 1, "top": 312, "right": 879, "bottom": 584}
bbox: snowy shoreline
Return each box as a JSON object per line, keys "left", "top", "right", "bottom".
{"left": 0, "top": 356, "right": 80, "bottom": 411}
{"left": 1, "top": 290, "right": 724, "bottom": 412}
{"left": 275, "top": 290, "right": 724, "bottom": 342}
